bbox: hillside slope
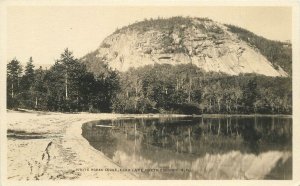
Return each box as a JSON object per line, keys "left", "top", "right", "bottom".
{"left": 82, "top": 17, "right": 289, "bottom": 77}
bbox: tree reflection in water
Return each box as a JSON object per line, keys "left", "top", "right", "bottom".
{"left": 82, "top": 116, "right": 292, "bottom": 180}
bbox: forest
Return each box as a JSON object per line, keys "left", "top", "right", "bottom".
{"left": 7, "top": 48, "right": 292, "bottom": 115}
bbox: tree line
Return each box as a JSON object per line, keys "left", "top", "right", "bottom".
{"left": 7, "top": 49, "right": 119, "bottom": 112}
{"left": 7, "top": 49, "right": 292, "bottom": 114}
{"left": 112, "top": 63, "right": 292, "bottom": 114}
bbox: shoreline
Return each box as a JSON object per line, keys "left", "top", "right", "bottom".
{"left": 6, "top": 110, "right": 189, "bottom": 180}
{"left": 6, "top": 110, "right": 293, "bottom": 180}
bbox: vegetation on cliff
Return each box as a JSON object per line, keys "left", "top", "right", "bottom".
{"left": 225, "top": 24, "right": 292, "bottom": 75}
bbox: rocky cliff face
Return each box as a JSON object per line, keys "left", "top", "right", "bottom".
{"left": 82, "top": 17, "right": 287, "bottom": 77}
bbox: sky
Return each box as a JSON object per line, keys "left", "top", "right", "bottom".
{"left": 7, "top": 6, "right": 292, "bottom": 66}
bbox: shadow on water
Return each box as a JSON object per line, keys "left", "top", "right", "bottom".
{"left": 82, "top": 115, "right": 292, "bottom": 180}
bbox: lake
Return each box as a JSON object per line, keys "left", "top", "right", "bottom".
{"left": 81, "top": 115, "right": 292, "bottom": 180}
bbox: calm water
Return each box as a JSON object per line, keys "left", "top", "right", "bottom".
{"left": 82, "top": 116, "right": 292, "bottom": 180}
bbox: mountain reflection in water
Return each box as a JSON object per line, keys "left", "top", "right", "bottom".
{"left": 81, "top": 116, "right": 292, "bottom": 180}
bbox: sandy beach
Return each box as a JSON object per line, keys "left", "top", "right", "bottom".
{"left": 7, "top": 110, "right": 173, "bottom": 180}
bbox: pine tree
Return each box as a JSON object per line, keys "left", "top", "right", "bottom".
{"left": 17, "top": 57, "right": 36, "bottom": 108}
{"left": 7, "top": 58, "right": 23, "bottom": 108}
{"left": 22, "top": 57, "right": 35, "bottom": 91}
{"left": 58, "top": 48, "right": 76, "bottom": 101}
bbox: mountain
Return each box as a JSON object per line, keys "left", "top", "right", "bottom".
{"left": 81, "top": 17, "right": 291, "bottom": 77}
